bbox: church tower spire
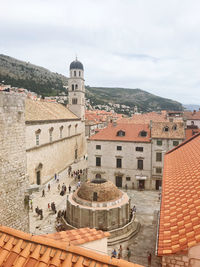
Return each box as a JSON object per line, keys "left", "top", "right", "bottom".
{"left": 68, "top": 58, "right": 85, "bottom": 121}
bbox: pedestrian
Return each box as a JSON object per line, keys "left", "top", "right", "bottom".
{"left": 125, "top": 184, "right": 128, "bottom": 191}
{"left": 127, "top": 247, "right": 131, "bottom": 262}
{"left": 147, "top": 252, "right": 152, "bottom": 266}
{"left": 111, "top": 249, "right": 117, "bottom": 258}
{"left": 42, "top": 189, "right": 45, "bottom": 197}
{"left": 118, "top": 245, "right": 123, "bottom": 259}
{"left": 58, "top": 184, "right": 60, "bottom": 192}
{"left": 54, "top": 173, "right": 57, "bottom": 180}
{"left": 30, "top": 199, "right": 33, "bottom": 211}
{"left": 68, "top": 185, "right": 71, "bottom": 193}
{"left": 40, "top": 209, "right": 43, "bottom": 220}
{"left": 48, "top": 184, "right": 50, "bottom": 191}
{"left": 48, "top": 203, "right": 50, "bottom": 210}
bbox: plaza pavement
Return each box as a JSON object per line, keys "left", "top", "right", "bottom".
{"left": 29, "top": 160, "right": 87, "bottom": 235}
{"left": 29, "top": 174, "right": 161, "bottom": 266}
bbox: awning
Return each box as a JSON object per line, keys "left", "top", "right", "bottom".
{"left": 135, "top": 175, "right": 147, "bottom": 180}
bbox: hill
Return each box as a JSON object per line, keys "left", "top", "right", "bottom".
{"left": 0, "top": 54, "right": 68, "bottom": 96}
{"left": 86, "top": 86, "right": 183, "bottom": 112}
{"left": 0, "top": 54, "right": 183, "bottom": 111}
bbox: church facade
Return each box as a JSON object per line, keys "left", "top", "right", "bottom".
{"left": 26, "top": 59, "right": 87, "bottom": 185}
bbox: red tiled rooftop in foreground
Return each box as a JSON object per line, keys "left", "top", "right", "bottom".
{"left": 158, "top": 133, "right": 200, "bottom": 255}
{"left": 40, "top": 227, "right": 110, "bottom": 246}
{"left": 89, "top": 123, "right": 151, "bottom": 142}
{"left": 0, "top": 225, "right": 143, "bottom": 267}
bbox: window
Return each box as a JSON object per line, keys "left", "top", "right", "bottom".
{"left": 156, "top": 152, "right": 162, "bottom": 162}
{"left": 49, "top": 131, "right": 53, "bottom": 142}
{"left": 163, "top": 126, "right": 169, "bottom": 132}
{"left": 60, "top": 126, "right": 63, "bottom": 138}
{"left": 75, "top": 148, "right": 78, "bottom": 160}
{"left": 157, "top": 140, "right": 162, "bottom": 146}
{"left": 68, "top": 125, "right": 71, "bottom": 136}
{"left": 117, "top": 146, "right": 122, "bottom": 150}
{"left": 117, "top": 130, "right": 125, "bottom": 136}
{"left": 156, "top": 168, "right": 162, "bottom": 174}
{"left": 173, "top": 140, "right": 179, "bottom": 146}
{"left": 140, "top": 131, "right": 147, "bottom": 137}
{"left": 75, "top": 84, "right": 78, "bottom": 90}
{"left": 96, "top": 157, "right": 101, "bottom": 167}
{"left": 137, "top": 159, "right": 143, "bottom": 170}
{"left": 93, "top": 192, "right": 98, "bottom": 201}
{"left": 172, "top": 124, "right": 177, "bottom": 130}
{"left": 36, "top": 134, "right": 39, "bottom": 146}
{"left": 74, "top": 71, "right": 76, "bottom": 76}
{"left": 75, "top": 124, "right": 78, "bottom": 134}
{"left": 116, "top": 158, "right": 122, "bottom": 168}
{"left": 49, "top": 127, "right": 53, "bottom": 142}
{"left": 136, "top": 147, "right": 143, "bottom": 152}
{"left": 72, "top": 98, "right": 78, "bottom": 104}
{"left": 79, "top": 71, "right": 81, "bottom": 77}
{"left": 96, "top": 145, "right": 101, "bottom": 150}
{"left": 72, "top": 84, "right": 74, "bottom": 91}
{"left": 126, "top": 176, "right": 131, "bottom": 181}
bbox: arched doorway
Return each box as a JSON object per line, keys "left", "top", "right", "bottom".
{"left": 35, "top": 163, "right": 43, "bottom": 185}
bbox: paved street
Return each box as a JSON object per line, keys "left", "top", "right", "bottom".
{"left": 29, "top": 161, "right": 87, "bottom": 235}
{"left": 108, "top": 190, "right": 161, "bottom": 267}
{"left": 29, "top": 176, "right": 161, "bottom": 266}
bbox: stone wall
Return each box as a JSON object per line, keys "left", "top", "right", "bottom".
{"left": 26, "top": 120, "right": 86, "bottom": 184}
{"left": 0, "top": 92, "right": 29, "bottom": 232}
{"left": 162, "top": 254, "right": 189, "bottom": 266}
{"left": 87, "top": 140, "right": 152, "bottom": 189}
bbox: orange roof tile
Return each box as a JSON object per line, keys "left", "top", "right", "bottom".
{"left": 0, "top": 225, "right": 143, "bottom": 267}
{"left": 158, "top": 133, "right": 200, "bottom": 255}
{"left": 151, "top": 121, "right": 185, "bottom": 139}
{"left": 89, "top": 123, "right": 150, "bottom": 142}
{"left": 40, "top": 228, "right": 110, "bottom": 245}
{"left": 185, "top": 128, "right": 200, "bottom": 140}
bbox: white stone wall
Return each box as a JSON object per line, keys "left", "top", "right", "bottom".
{"left": 80, "top": 238, "right": 108, "bottom": 254}
{"left": 26, "top": 120, "right": 86, "bottom": 184}
{"left": 0, "top": 92, "right": 29, "bottom": 232}
{"left": 87, "top": 140, "right": 152, "bottom": 189}
{"left": 187, "top": 119, "right": 200, "bottom": 128}
{"left": 151, "top": 138, "right": 184, "bottom": 188}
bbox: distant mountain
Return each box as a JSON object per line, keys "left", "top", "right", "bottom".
{"left": 0, "top": 54, "right": 68, "bottom": 96}
{"left": 0, "top": 54, "right": 183, "bottom": 112}
{"left": 183, "top": 104, "right": 200, "bottom": 111}
{"left": 86, "top": 86, "right": 183, "bottom": 112}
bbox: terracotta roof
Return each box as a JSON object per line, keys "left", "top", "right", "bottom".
{"left": 151, "top": 121, "right": 185, "bottom": 139}
{"left": 0, "top": 225, "right": 143, "bottom": 267}
{"left": 25, "top": 99, "right": 78, "bottom": 122}
{"left": 184, "top": 110, "right": 200, "bottom": 120}
{"left": 185, "top": 128, "right": 200, "bottom": 140}
{"left": 158, "top": 133, "right": 200, "bottom": 256}
{"left": 89, "top": 123, "right": 151, "bottom": 142}
{"left": 131, "top": 112, "right": 167, "bottom": 124}
{"left": 40, "top": 228, "right": 110, "bottom": 246}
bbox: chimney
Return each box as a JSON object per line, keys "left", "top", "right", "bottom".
{"left": 112, "top": 118, "right": 117, "bottom": 127}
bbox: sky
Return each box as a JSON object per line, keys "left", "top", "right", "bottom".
{"left": 0, "top": 0, "right": 200, "bottom": 104}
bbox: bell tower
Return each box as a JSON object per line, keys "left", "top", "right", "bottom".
{"left": 68, "top": 58, "right": 85, "bottom": 121}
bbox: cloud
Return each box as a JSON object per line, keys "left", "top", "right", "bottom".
{"left": 0, "top": 0, "right": 200, "bottom": 104}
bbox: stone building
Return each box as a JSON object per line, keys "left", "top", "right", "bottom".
{"left": 25, "top": 59, "right": 87, "bottom": 185}
{"left": 66, "top": 178, "right": 130, "bottom": 231}
{"left": 157, "top": 133, "right": 200, "bottom": 266}
{"left": 87, "top": 123, "right": 152, "bottom": 190}
{"left": 0, "top": 92, "right": 29, "bottom": 231}
{"left": 151, "top": 121, "right": 185, "bottom": 190}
